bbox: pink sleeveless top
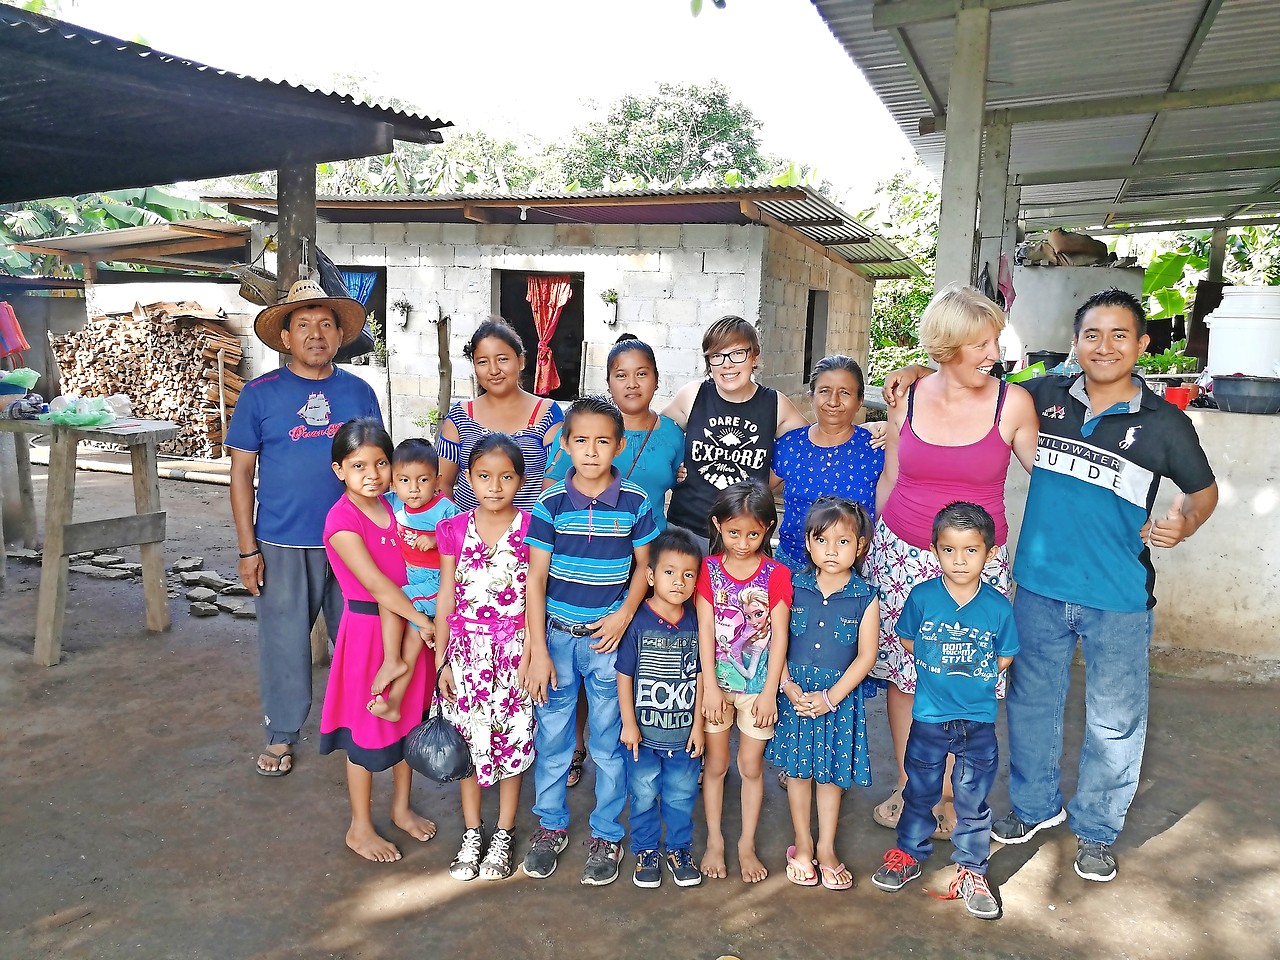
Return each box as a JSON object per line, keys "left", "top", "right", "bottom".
{"left": 881, "top": 381, "right": 1013, "bottom": 549}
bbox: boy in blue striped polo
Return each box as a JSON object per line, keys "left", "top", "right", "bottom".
{"left": 522, "top": 395, "right": 660, "bottom": 885}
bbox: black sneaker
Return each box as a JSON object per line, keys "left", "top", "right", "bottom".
{"left": 581, "top": 837, "right": 623, "bottom": 886}
{"left": 449, "top": 825, "right": 484, "bottom": 882}
{"left": 1074, "top": 839, "right": 1118, "bottom": 882}
{"left": 991, "top": 808, "right": 1067, "bottom": 845}
{"left": 633, "top": 849, "right": 662, "bottom": 888}
{"left": 521, "top": 827, "right": 568, "bottom": 879}
{"left": 666, "top": 848, "right": 702, "bottom": 887}
{"left": 871, "top": 848, "right": 921, "bottom": 891}
{"left": 948, "top": 867, "right": 1000, "bottom": 920}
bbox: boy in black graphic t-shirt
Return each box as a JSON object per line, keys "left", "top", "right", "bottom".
{"left": 617, "top": 527, "right": 705, "bottom": 889}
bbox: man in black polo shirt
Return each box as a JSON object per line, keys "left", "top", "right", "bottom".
{"left": 886, "top": 288, "right": 1218, "bottom": 883}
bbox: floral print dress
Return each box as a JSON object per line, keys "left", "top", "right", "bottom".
{"left": 435, "top": 509, "right": 535, "bottom": 788}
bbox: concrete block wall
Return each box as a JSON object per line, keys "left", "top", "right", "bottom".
{"left": 759, "top": 230, "right": 874, "bottom": 409}
{"left": 317, "top": 221, "right": 766, "bottom": 439}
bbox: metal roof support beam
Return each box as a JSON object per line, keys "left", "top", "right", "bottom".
{"left": 871, "top": 0, "right": 1067, "bottom": 30}
{"left": 977, "top": 121, "right": 1011, "bottom": 283}
{"left": 921, "top": 81, "right": 1280, "bottom": 135}
{"left": 935, "top": 5, "right": 990, "bottom": 289}
{"left": 1024, "top": 190, "right": 1280, "bottom": 221}
{"left": 1016, "top": 151, "right": 1280, "bottom": 186}
{"left": 1059, "top": 216, "right": 1280, "bottom": 236}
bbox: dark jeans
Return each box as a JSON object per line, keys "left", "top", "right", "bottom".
{"left": 897, "top": 718, "right": 998, "bottom": 875}
{"left": 627, "top": 746, "right": 701, "bottom": 855}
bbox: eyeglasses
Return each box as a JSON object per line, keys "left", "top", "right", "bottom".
{"left": 706, "top": 348, "right": 751, "bottom": 367}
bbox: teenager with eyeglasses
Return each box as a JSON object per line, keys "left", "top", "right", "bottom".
{"left": 662, "top": 316, "right": 810, "bottom": 552}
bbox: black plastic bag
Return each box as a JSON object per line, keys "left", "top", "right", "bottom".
{"left": 315, "top": 245, "right": 376, "bottom": 363}
{"left": 404, "top": 667, "right": 474, "bottom": 783}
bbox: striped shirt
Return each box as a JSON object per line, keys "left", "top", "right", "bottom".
{"left": 526, "top": 467, "right": 659, "bottom": 624}
{"left": 435, "top": 398, "right": 563, "bottom": 514}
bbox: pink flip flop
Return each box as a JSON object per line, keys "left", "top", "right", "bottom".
{"left": 786, "top": 845, "right": 819, "bottom": 886}
{"left": 819, "top": 861, "right": 853, "bottom": 891}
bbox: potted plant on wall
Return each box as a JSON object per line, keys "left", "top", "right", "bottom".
{"left": 600, "top": 288, "right": 619, "bottom": 326}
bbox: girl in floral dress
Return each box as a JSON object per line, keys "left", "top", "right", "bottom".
{"left": 435, "top": 433, "right": 535, "bottom": 881}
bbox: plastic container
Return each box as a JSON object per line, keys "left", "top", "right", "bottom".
{"left": 1205, "top": 286, "right": 1280, "bottom": 377}
{"left": 1212, "top": 375, "right": 1280, "bottom": 415}
{"left": 1164, "top": 386, "right": 1193, "bottom": 410}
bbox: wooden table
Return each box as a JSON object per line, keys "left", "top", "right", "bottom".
{"left": 0, "top": 418, "right": 178, "bottom": 665}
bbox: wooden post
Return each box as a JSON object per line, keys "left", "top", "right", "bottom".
{"left": 33, "top": 430, "right": 76, "bottom": 666}
{"left": 275, "top": 164, "right": 318, "bottom": 299}
{"left": 437, "top": 314, "right": 452, "bottom": 428}
{"left": 1208, "top": 226, "right": 1228, "bottom": 282}
{"left": 934, "top": 6, "right": 991, "bottom": 290}
{"left": 310, "top": 616, "right": 331, "bottom": 667}
{"left": 130, "top": 439, "right": 170, "bottom": 633}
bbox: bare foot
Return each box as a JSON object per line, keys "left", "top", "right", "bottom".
{"left": 366, "top": 694, "right": 401, "bottom": 723}
{"left": 701, "top": 837, "right": 728, "bottom": 879}
{"left": 346, "top": 823, "right": 402, "bottom": 863}
{"left": 392, "top": 808, "right": 437, "bottom": 842}
{"left": 739, "top": 839, "right": 768, "bottom": 883}
{"left": 371, "top": 659, "right": 409, "bottom": 699}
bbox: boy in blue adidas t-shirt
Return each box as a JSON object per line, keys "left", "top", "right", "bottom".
{"left": 872, "top": 502, "right": 1018, "bottom": 921}
{"left": 617, "top": 527, "right": 705, "bottom": 890}
{"left": 522, "top": 395, "right": 659, "bottom": 886}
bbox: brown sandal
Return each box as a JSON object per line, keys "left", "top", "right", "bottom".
{"left": 566, "top": 749, "right": 587, "bottom": 788}
{"left": 931, "top": 799, "right": 957, "bottom": 841}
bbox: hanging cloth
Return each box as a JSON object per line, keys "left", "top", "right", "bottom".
{"left": 341, "top": 270, "right": 378, "bottom": 305}
{"left": 997, "top": 254, "right": 1016, "bottom": 312}
{"left": 527, "top": 275, "right": 572, "bottom": 394}
{"left": 0, "top": 302, "right": 31, "bottom": 362}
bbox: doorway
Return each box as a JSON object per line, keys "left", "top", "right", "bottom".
{"left": 498, "top": 270, "right": 585, "bottom": 402}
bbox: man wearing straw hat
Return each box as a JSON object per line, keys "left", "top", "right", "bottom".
{"left": 227, "top": 279, "right": 381, "bottom": 776}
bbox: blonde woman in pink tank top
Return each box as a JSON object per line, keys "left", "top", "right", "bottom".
{"left": 867, "top": 285, "right": 1039, "bottom": 839}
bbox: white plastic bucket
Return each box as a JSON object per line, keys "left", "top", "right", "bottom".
{"left": 1205, "top": 315, "right": 1280, "bottom": 377}
{"left": 1214, "top": 285, "right": 1280, "bottom": 317}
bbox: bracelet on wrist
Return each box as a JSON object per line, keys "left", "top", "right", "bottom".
{"left": 821, "top": 689, "right": 836, "bottom": 712}
{"left": 239, "top": 548, "right": 262, "bottom": 559}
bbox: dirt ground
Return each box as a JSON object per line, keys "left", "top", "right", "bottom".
{"left": 2, "top": 465, "right": 1278, "bottom": 960}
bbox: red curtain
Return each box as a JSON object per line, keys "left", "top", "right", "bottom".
{"left": 527, "top": 275, "right": 573, "bottom": 394}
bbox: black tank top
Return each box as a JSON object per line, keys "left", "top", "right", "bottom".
{"left": 667, "top": 380, "right": 778, "bottom": 536}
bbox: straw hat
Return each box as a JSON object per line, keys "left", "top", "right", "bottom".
{"left": 253, "top": 279, "right": 366, "bottom": 354}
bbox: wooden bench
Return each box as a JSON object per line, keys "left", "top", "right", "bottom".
{"left": 0, "top": 418, "right": 178, "bottom": 665}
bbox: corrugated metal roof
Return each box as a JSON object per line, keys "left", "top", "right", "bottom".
{"left": 0, "top": 7, "right": 451, "bottom": 204}
{"left": 203, "top": 186, "right": 922, "bottom": 279}
{"left": 812, "top": 0, "right": 1280, "bottom": 230}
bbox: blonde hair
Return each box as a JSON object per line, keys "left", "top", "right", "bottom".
{"left": 917, "top": 284, "right": 1005, "bottom": 364}
{"left": 702, "top": 316, "right": 761, "bottom": 373}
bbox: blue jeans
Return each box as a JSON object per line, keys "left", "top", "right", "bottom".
{"left": 898, "top": 719, "right": 998, "bottom": 874}
{"left": 627, "top": 746, "right": 701, "bottom": 855}
{"left": 532, "top": 622, "right": 627, "bottom": 842}
{"left": 1007, "top": 587, "right": 1155, "bottom": 846}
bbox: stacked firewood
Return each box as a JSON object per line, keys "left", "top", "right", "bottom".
{"left": 49, "top": 301, "right": 245, "bottom": 457}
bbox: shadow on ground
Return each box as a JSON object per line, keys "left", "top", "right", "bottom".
{"left": 2, "top": 470, "right": 1278, "bottom": 959}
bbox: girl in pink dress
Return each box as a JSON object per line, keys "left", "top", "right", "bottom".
{"left": 436, "top": 433, "right": 535, "bottom": 882}
{"left": 319, "top": 418, "right": 437, "bottom": 864}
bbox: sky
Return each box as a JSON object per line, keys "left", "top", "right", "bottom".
{"left": 55, "top": 0, "right": 915, "bottom": 208}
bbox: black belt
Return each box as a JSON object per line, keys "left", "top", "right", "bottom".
{"left": 548, "top": 617, "right": 594, "bottom": 637}
{"left": 347, "top": 599, "right": 379, "bottom": 616}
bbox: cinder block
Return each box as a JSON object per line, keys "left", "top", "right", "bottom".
{"left": 641, "top": 224, "right": 682, "bottom": 248}
{"left": 683, "top": 224, "right": 729, "bottom": 249}
{"left": 554, "top": 223, "right": 596, "bottom": 247}
{"left": 373, "top": 223, "right": 407, "bottom": 245}
{"left": 655, "top": 298, "right": 699, "bottom": 327}
{"left": 441, "top": 224, "right": 479, "bottom": 245}
{"left": 453, "top": 246, "right": 486, "bottom": 268}
{"left": 624, "top": 273, "right": 674, "bottom": 299}
{"left": 660, "top": 249, "right": 705, "bottom": 275}
{"left": 673, "top": 273, "right": 719, "bottom": 300}
{"left": 477, "top": 223, "right": 516, "bottom": 246}
{"left": 316, "top": 224, "right": 342, "bottom": 246}
{"left": 349, "top": 243, "right": 387, "bottom": 266}
{"left": 515, "top": 225, "right": 556, "bottom": 247}
{"left": 716, "top": 274, "right": 746, "bottom": 302}
{"left": 621, "top": 252, "right": 661, "bottom": 271}
{"left": 702, "top": 250, "right": 742, "bottom": 275}
{"left": 385, "top": 245, "right": 420, "bottom": 267}
{"left": 406, "top": 223, "right": 443, "bottom": 245}
{"left": 420, "top": 246, "right": 456, "bottom": 268}
{"left": 665, "top": 321, "right": 705, "bottom": 351}
{"left": 595, "top": 224, "right": 639, "bottom": 248}
{"left": 617, "top": 298, "right": 657, "bottom": 327}
{"left": 340, "top": 223, "right": 374, "bottom": 245}
{"left": 389, "top": 374, "right": 422, "bottom": 397}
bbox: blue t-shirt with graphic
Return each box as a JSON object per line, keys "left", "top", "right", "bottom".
{"left": 225, "top": 365, "right": 381, "bottom": 547}
{"left": 615, "top": 602, "right": 701, "bottom": 751}
{"left": 896, "top": 577, "right": 1018, "bottom": 724}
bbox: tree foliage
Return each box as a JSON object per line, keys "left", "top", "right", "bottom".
{"left": 859, "top": 161, "right": 938, "bottom": 347}
{"left": 556, "top": 80, "right": 768, "bottom": 189}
